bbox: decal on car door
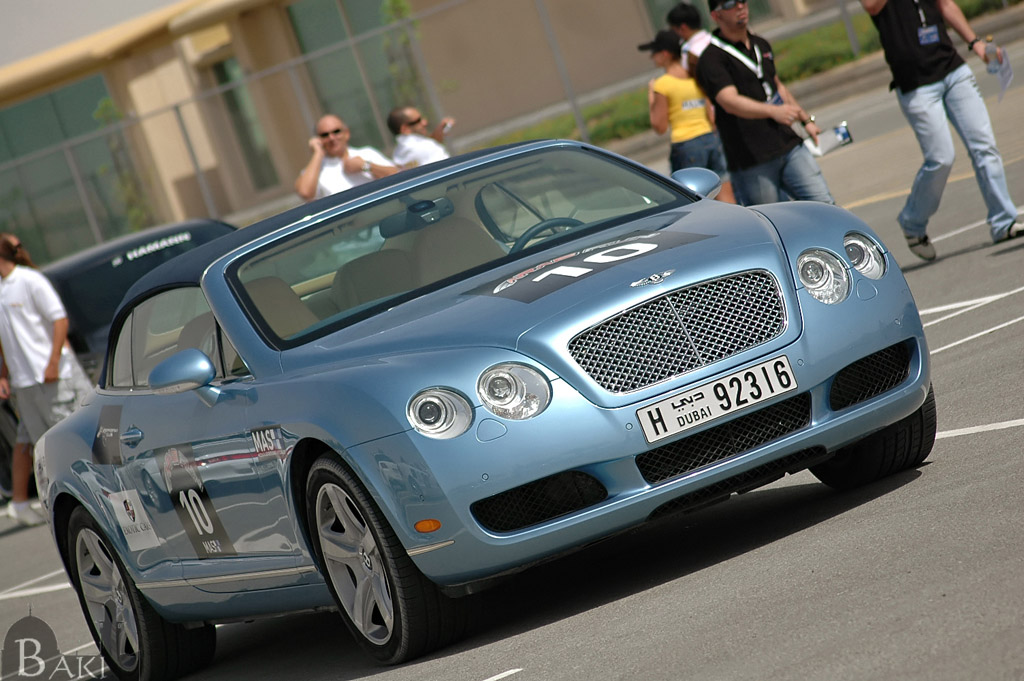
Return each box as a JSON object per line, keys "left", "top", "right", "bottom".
{"left": 158, "top": 444, "right": 237, "bottom": 558}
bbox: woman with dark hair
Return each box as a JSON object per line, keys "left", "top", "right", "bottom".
{"left": 0, "top": 233, "right": 86, "bottom": 526}
{"left": 639, "top": 30, "right": 736, "bottom": 203}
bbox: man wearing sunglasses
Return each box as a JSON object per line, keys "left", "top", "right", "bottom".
{"left": 695, "top": 0, "right": 834, "bottom": 206}
{"left": 295, "top": 114, "right": 398, "bottom": 201}
{"left": 387, "top": 107, "right": 455, "bottom": 169}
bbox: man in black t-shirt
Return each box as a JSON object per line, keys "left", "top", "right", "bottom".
{"left": 695, "top": 0, "right": 833, "bottom": 206}
{"left": 863, "top": 0, "right": 1021, "bottom": 260}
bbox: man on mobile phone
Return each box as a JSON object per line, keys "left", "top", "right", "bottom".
{"left": 387, "top": 107, "right": 455, "bottom": 169}
{"left": 696, "top": 0, "right": 834, "bottom": 206}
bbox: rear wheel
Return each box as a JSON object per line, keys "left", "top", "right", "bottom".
{"left": 811, "top": 386, "right": 937, "bottom": 490}
{"left": 67, "top": 506, "right": 215, "bottom": 681}
{"left": 305, "top": 453, "right": 473, "bottom": 664}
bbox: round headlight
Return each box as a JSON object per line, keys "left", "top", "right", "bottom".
{"left": 477, "top": 363, "right": 551, "bottom": 420}
{"left": 407, "top": 389, "right": 472, "bottom": 439}
{"left": 844, "top": 232, "right": 886, "bottom": 280}
{"left": 797, "top": 249, "right": 850, "bottom": 304}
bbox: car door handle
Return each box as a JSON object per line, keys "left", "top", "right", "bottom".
{"left": 120, "top": 426, "right": 144, "bottom": 448}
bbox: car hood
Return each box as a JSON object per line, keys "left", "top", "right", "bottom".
{"left": 294, "top": 200, "right": 797, "bottom": 407}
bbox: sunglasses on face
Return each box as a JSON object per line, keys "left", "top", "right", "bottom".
{"left": 407, "top": 117, "right": 423, "bottom": 127}
{"left": 717, "top": 0, "right": 747, "bottom": 9}
{"left": 318, "top": 128, "right": 345, "bottom": 139}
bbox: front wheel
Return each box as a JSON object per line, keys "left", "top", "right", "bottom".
{"left": 305, "top": 453, "right": 473, "bottom": 664}
{"left": 811, "top": 386, "right": 937, "bottom": 490}
{"left": 67, "top": 506, "right": 215, "bottom": 681}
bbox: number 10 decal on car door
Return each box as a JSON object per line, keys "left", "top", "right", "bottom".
{"left": 158, "top": 445, "right": 237, "bottom": 557}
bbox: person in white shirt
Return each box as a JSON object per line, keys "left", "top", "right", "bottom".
{"left": 387, "top": 107, "right": 454, "bottom": 169}
{"left": 668, "top": 2, "right": 713, "bottom": 74}
{"left": 295, "top": 114, "right": 398, "bottom": 201}
{"left": 0, "top": 234, "right": 87, "bottom": 526}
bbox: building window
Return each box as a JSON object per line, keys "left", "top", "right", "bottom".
{"left": 286, "top": 0, "right": 429, "bottom": 150}
{"left": 212, "top": 58, "right": 280, "bottom": 191}
{"left": 0, "top": 75, "right": 150, "bottom": 262}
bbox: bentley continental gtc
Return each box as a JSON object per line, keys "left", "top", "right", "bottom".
{"left": 36, "top": 140, "right": 935, "bottom": 679}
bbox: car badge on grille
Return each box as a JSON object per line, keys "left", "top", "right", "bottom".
{"left": 630, "top": 269, "right": 675, "bottom": 287}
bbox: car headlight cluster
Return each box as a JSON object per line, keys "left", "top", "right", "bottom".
{"left": 798, "top": 249, "right": 849, "bottom": 304}
{"left": 407, "top": 363, "right": 552, "bottom": 439}
{"left": 843, "top": 232, "right": 886, "bottom": 280}
{"left": 407, "top": 389, "right": 473, "bottom": 439}
{"left": 477, "top": 363, "right": 551, "bottom": 420}
{"left": 797, "top": 232, "right": 886, "bottom": 304}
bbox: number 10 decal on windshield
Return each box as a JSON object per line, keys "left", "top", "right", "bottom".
{"left": 478, "top": 230, "right": 711, "bottom": 303}
{"left": 158, "top": 445, "right": 237, "bottom": 558}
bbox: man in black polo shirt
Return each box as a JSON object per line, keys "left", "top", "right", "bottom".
{"left": 862, "top": 0, "right": 1021, "bottom": 261}
{"left": 696, "top": 0, "right": 833, "bottom": 206}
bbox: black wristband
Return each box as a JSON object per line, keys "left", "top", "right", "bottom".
{"left": 967, "top": 37, "right": 980, "bottom": 50}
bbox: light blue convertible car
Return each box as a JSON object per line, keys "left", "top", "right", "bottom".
{"left": 36, "top": 140, "right": 934, "bottom": 679}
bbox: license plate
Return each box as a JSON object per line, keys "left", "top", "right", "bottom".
{"left": 637, "top": 356, "right": 798, "bottom": 444}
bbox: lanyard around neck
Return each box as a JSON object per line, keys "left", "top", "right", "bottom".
{"left": 910, "top": 0, "right": 928, "bottom": 26}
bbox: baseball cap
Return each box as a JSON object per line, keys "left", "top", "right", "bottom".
{"left": 637, "top": 30, "right": 682, "bottom": 55}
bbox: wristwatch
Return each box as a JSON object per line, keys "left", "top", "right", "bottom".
{"left": 967, "top": 37, "right": 981, "bottom": 50}
{"left": 361, "top": 160, "right": 372, "bottom": 173}
{"left": 801, "top": 115, "right": 816, "bottom": 127}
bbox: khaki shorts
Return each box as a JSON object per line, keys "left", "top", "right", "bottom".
{"left": 12, "top": 377, "right": 87, "bottom": 444}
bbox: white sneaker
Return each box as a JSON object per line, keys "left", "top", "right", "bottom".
{"left": 8, "top": 502, "right": 46, "bottom": 527}
{"left": 906, "top": 235, "right": 936, "bottom": 261}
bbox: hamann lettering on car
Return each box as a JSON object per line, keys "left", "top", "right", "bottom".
{"left": 111, "top": 231, "right": 192, "bottom": 268}
{"left": 475, "top": 230, "right": 711, "bottom": 303}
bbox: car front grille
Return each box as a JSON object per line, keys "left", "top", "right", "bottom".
{"left": 829, "top": 342, "right": 912, "bottom": 411}
{"left": 568, "top": 270, "right": 786, "bottom": 393}
{"left": 471, "top": 471, "right": 608, "bottom": 534}
{"left": 635, "top": 392, "right": 812, "bottom": 484}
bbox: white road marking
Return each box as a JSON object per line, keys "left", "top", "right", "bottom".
{"left": 937, "top": 417, "right": 1024, "bottom": 439}
{"left": 0, "top": 582, "right": 73, "bottom": 601}
{"left": 0, "top": 568, "right": 66, "bottom": 595}
{"left": 919, "top": 285, "right": 1024, "bottom": 327}
{"left": 929, "top": 314, "right": 1024, "bottom": 355}
{"left": 482, "top": 670, "right": 524, "bottom": 681}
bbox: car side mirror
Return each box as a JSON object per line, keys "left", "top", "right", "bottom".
{"left": 149, "top": 348, "right": 221, "bottom": 407}
{"left": 671, "top": 167, "right": 722, "bottom": 200}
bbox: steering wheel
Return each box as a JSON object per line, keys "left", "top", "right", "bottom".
{"left": 510, "top": 217, "right": 584, "bottom": 253}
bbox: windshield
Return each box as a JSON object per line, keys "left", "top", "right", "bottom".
{"left": 231, "top": 147, "right": 688, "bottom": 346}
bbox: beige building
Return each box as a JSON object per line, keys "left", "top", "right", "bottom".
{"left": 0, "top": 0, "right": 795, "bottom": 263}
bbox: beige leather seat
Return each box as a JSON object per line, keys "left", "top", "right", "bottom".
{"left": 331, "top": 249, "right": 415, "bottom": 310}
{"left": 411, "top": 216, "right": 506, "bottom": 285}
{"left": 243, "top": 276, "right": 320, "bottom": 339}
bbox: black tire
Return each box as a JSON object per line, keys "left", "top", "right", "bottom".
{"left": 305, "top": 453, "right": 473, "bottom": 664}
{"left": 811, "top": 386, "right": 937, "bottom": 491}
{"left": 67, "top": 506, "right": 216, "bottom": 681}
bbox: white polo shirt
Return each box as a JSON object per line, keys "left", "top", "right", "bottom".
{"left": 392, "top": 134, "right": 450, "bottom": 168}
{"left": 0, "top": 265, "right": 71, "bottom": 388}
{"left": 314, "top": 146, "right": 396, "bottom": 199}
{"left": 682, "top": 29, "right": 713, "bottom": 72}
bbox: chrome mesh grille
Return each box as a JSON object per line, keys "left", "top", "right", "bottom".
{"left": 568, "top": 270, "right": 786, "bottom": 393}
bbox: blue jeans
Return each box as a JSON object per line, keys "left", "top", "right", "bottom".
{"left": 731, "top": 144, "right": 834, "bottom": 206}
{"left": 670, "top": 132, "right": 730, "bottom": 181}
{"left": 897, "top": 63, "right": 1018, "bottom": 242}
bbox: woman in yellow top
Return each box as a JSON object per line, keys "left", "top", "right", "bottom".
{"left": 639, "top": 30, "right": 736, "bottom": 203}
